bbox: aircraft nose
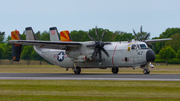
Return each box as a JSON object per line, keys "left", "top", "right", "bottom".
{"left": 146, "top": 49, "right": 155, "bottom": 62}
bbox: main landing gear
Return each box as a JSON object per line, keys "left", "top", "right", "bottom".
{"left": 73, "top": 63, "right": 81, "bottom": 75}
{"left": 74, "top": 66, "right": 81, "bottom": 75}
{"left": 112, "top": 68, "right": 119, "bottom": 74}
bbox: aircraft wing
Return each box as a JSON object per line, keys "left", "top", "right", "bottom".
{"left": 9, "top": 40, "right": 82, "bottom": 50}
{"left": 145, "top": 38, "right": 172, "bottom": 43}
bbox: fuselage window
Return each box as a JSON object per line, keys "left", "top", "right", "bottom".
{"left": 131, "top": 44, "right": 137, "bottom": 49}
{"left": 140, "top": 44, "right": 147, "bottom": 48}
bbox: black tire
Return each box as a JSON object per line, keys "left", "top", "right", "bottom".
{"left": 143, "top": 69, "right": 150, "bottom": 74}
{"left": 74, "top": 66, "right": 81, "bottom": 75}
{"left": 112, "top": 68, "right": 119, "bottom": 74}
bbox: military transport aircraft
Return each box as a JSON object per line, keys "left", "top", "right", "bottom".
{"left": 9, "top": 27, "right": 171, "bottom": 74}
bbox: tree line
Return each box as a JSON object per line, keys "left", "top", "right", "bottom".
{"left": 0, "top": 27, "right": 180, "bottom": 65}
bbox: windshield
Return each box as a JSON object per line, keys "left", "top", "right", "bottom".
{"left": 140, "top": 44, "right": 147, "bottom": 48}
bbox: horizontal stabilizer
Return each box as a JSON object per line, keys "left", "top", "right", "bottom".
{"left": 49, "top": 27, "right": 60, "bottom": 41}
{"left": 8, "top": 40, "right": 82, "bottom": 50}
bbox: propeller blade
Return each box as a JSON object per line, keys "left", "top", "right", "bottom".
{"left": 147, "top": 43, "right": 154, "bottom": 49}
{"left": 95, "top": 27, "right": 99, "bottom": 41}
{"left": 140, "top": 26, "right": 142, "bottom": 34}
{"left": 91, "top": 47, "right": 99, "bottom": 59}
{"left": 87, "top": 32, "right": 96, "bottom": 42}
{"left": 104, "top": 42, "right": 111, "bottom": 45}
{"left": 133, "top": 30, "right": 140, "bottom": 41}
{"left": 100, "top": 30, "right": 106, "bottom": 41}
{"left": 98, "top": 49, "right": 102, "bottom": 62}
{"left": 144, "top": 33, "right": 150, "bottom": 40}
{"left": 140, "top": 26, "right": 143, "bottom": 41}
{"left": 100, "top": 47, "right": 109, "bottom": 57}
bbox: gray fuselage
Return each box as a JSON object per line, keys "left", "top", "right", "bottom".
{"left": 34, "top": 41, "right": 150, "bottom": 68}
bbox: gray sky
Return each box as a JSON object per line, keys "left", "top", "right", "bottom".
{"left": 0, "top": 0, "right": 180, "bottom": 39}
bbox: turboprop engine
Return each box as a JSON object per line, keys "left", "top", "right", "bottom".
{"left": 67, "top": 27, "right": 111, "bottom": 63}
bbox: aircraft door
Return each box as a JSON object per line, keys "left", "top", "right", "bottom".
{"left": 129, "top": 44, "right": 138, "bottom": 64}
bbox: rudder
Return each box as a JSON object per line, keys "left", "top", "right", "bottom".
{"left": 49, "top": 27, "right": 60, "bottom": 41}
{"left": 25, "top": 27, "right": 36, "bottom": 40}
{"left": 60, "top": 30, "right": 72, "bottom": 41}
{"left": 11, "top": 30, "right": 22, "bottom": 61}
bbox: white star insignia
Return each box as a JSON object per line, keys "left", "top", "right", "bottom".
{"left": 58, "top": 53, "right": 64, "bottom": 60}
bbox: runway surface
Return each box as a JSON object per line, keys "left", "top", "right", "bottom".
{"left": 0, "top": 73, "right": 180, "bottom": 81}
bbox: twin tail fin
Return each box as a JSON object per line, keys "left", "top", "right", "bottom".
{"left": 11, "top": 30, "right": 22, "bottom": 61}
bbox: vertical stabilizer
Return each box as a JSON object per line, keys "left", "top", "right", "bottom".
{"left": 60, "top": 30, "right": 72, "bottom": 41}
{"left": 25, "top": 27, "right": 36, "bottom": 40}
{"left": 49, "top": 27, "right": 60, "bottom": 41}
{"left": 11, "top": 30, "right": 22, "bottom": 61}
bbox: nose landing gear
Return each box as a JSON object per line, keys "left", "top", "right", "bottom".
{"left": 143, "top": 69, "right": 150, "bottom": 74}
{"left": 141, "top": 64, "right": 150, "bottom": 74}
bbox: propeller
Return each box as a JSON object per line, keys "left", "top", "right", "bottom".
{"left": 133, "top": 26, "right": 154, "bottom": 48}
{"left": 86, "top": 27, "right": 111, "bottom": 63}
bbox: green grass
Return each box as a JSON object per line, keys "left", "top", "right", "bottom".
{"left": 0, "top": 80, "right": 179, "bottom": 101}
{"left": 0, "top": 64, "right": 180, "bottom": 74}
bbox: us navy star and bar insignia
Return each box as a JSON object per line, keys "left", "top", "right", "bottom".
{"left": 54, "top": 51, "right": 68, "bottom": 62}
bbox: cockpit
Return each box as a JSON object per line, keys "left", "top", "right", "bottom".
{"left": 139, "top": 44, "right": 147, "bottom": 48}
{"left": 131, "top": 44, "right": 148, "bottom": 49}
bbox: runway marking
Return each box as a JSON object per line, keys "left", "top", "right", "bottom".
{"left": 0, "top": 77, "right": 180, "bottom": 81}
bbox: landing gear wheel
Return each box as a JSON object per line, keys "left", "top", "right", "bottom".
{"left": 143, "top": 69, "right": 150, "bottom": 74}
{"left": 112, "top": 68, "right": 119, "bottom": 74}
{"left": 74, "top": 66, "right": 81, "bottom": 75}
{"left": 147, "top": 71, "right": 150, "bottom": 74}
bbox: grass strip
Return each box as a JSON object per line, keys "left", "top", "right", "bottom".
{"left": 0, "top": 80, "right": 179, "bottom": 101}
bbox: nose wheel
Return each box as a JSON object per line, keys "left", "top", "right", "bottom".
{"left": 143, "top": 69, "right": 150, "bottom": 74}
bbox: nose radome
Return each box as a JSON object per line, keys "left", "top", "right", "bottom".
{"left": 146, "top": 49, "right": 155, "bottom": 62}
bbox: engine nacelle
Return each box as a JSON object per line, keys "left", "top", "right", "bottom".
{"left": 73, "top": 55, "right": 94, "bottom": 63}
{"left": 74, "top": 55, "right": 86, "bottom": 63}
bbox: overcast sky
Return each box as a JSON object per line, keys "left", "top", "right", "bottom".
{"left": 0, "top": 0, "right": 180, "bottom": 39}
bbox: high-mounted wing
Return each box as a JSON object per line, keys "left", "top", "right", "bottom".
{"left": 145, "top": 38, "right": 172, "bottom": 43}
{"left": 133, "top": 26, "right": 172, "bottom": 48}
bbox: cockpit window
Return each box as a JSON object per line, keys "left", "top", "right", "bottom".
{"left": 140, "top": 44, "right": 147, "bottom": 48}
{"left": 137, "top": 44, "right": 140, "bottom": 49}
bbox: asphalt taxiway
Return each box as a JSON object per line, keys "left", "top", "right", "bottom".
{"left": 0, "top": 73, "right": 180, "bottom": 81}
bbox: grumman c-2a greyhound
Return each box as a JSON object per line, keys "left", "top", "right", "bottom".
{"left": 9, "top": 27, "right": 171, "bottom": 74}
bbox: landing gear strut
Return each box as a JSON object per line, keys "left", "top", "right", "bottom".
{"left": 112, "top": 68, "right": 119, "bottom": 74}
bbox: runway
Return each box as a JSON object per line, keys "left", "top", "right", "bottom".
{"left": 0, "top": 73, "right": 180, "bottom": 81}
